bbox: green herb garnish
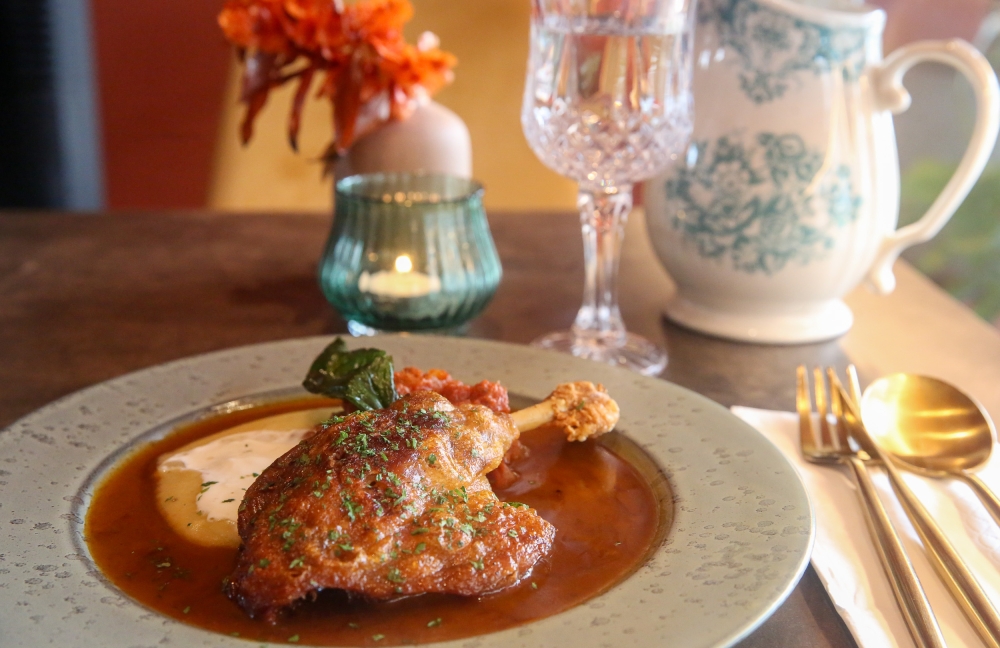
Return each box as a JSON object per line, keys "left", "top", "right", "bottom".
{"left": 302, "top": 337, "right": 397, "bottom": 410}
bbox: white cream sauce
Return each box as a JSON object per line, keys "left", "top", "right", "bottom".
{"left": 160, "top": 428, "right": 311, "bottom": 523}
{"left": 156, "top": 407, "right": 340, "bottom": 529}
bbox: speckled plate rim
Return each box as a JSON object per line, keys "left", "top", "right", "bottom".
{"left": 0, "top": 335, "right": 814, "bottom": 648}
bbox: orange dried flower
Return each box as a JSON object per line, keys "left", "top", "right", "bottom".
{"left": 218, "top": 0, "right": 456, "bottom": 157}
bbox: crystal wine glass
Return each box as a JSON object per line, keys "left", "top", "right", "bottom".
{"left": 521, "top": 0, "right": 695, "bottom": 375}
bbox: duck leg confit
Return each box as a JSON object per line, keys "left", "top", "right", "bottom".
{"left": 225, "top": 382, "right": 619, "bottom": 622}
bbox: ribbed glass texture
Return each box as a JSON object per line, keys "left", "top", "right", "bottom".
{"left": 318, "top": 173, "right": 502, "bottom": 333}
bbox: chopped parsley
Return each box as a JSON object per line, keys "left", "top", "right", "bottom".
{"left": 341, "top": 493, "right": 362, "bottom": 522}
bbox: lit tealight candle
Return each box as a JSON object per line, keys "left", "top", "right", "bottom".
{"left": 358, "top": 255, "right": 442, "bottom": 298}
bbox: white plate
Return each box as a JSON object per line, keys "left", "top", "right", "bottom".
{"left": 0, "top": 336, "right": 813, "bottom": 647}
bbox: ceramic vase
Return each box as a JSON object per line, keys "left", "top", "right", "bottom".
{"left": 332, "top": 100, "right": 472, "bottom": 180}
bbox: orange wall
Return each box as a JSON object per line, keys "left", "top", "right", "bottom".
{"left": 91, "top": 0, "right": 232, "bottom": 209}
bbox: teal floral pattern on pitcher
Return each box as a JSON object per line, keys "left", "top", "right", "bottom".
{"left": 702, "top": 0, "right": 868, "bottom": 103}
{"left": 665, "top": 132, "right": 861, "bottom": 274}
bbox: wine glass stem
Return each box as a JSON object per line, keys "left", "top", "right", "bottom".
{"left": 573, "top": 186, "right": 632, "bottom": 346}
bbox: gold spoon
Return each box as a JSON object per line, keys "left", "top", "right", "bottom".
{"left": 861, "top": 373, "right": 1000, "bottom": 527}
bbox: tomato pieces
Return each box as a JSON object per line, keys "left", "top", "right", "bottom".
{"left": 394, "top": 367, "right": 510, "bottom": 414}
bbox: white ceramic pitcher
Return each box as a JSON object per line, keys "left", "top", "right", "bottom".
{"left": 644, "top": 0, "right": 1000, "bottom": 343}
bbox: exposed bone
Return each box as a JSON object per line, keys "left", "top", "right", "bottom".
{"left": 509, "top": 381, "right": 620, "bottom": 441}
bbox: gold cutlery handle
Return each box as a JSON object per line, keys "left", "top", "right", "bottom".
{"left": 844, "top": 456, "right": 947, "bottom": 648}
{"left": 838, "top": 381, "right": 1000, "bottom": 648}
{"left": 884, "top": 457, "right": 1000, "bottom": 648}
{"left": 960, "top": 472, "right": 1000, "bottom": 530}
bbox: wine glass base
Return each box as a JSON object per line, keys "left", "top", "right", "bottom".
{"left": 531, "top": 330, "right": 667, "bottom": 376}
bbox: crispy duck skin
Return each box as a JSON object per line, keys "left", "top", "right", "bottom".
{"left": 395, "top": 366, "right": 527, "bottom": 487}
{"left": 225, "top": 391, "right": 555, "bottom": 622}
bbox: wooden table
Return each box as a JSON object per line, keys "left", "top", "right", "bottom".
{"left": 3, "top": 210, "right": 999, "bottom": 647}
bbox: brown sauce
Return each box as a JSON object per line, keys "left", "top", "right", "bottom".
{"left": 85, "top": 397, "right": 666, "bottom": 646}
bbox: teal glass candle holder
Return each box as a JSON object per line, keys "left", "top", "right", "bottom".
{"left": 319, "top": 173, "right": 502, "bottom": 335}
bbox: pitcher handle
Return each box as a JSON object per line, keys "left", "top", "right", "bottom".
{"left": 867, "top": 39, "right": 1000, "bottom": 294}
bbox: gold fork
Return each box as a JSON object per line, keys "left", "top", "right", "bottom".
{"left": 797, "top": 366, "right": 945, "bottom": 648}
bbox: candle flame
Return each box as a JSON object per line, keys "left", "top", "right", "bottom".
{"left": 394, "top": 255, "right": 413, "bottom": 273}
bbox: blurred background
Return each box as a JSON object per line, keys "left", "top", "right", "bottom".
{"left": 1, "top": 0, "right": 999, "bottom": 325}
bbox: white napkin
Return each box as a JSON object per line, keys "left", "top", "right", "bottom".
{"left": 732, "top": 407, "right": 1000, "bottom": 648}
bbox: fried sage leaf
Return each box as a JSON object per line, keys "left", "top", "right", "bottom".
{"left": 303, "top": 338, "right": 397, "bottom": 410}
